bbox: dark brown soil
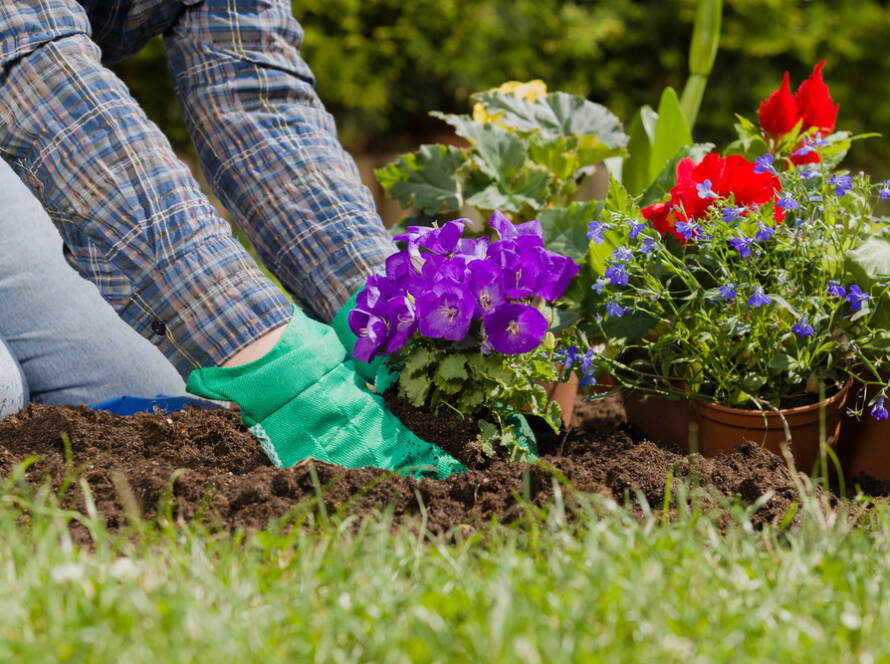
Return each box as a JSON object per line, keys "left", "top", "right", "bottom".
{"left": 0, "top": 393, "right": 868, "bottom": 543}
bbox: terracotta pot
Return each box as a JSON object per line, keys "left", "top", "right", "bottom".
{"left": 622, "top": 382, "right": 852, "bottom": 473}
{"left": 837, "top": 374, "right": 890, "bottom": 480}
{"left": 542, "top": 371, "right": 579, "bottom": 428}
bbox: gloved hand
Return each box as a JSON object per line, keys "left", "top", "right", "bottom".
{"left": 186, "top": 306, "right": 466, "bottom": 479}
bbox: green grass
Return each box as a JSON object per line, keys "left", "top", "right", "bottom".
{"left": 2, "top": 472, "right": 890, "bottom": 663}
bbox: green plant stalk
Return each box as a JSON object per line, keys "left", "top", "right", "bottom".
{"left": 680, "top": 0, "right": 722, "bottom": 130}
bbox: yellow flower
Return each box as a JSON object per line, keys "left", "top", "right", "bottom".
{"left": 472, "top": 80, "right": 548, "bottom": 125}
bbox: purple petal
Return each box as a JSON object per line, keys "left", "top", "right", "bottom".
{"left": 384, "top": 296, "right": 417, "bottom": 353}
{"left": 535, "top": 253, "right": 579, "bottom": 301}
{"left": 468, "top": 259, "right": 507, "bottom": 318}
{"left": 483, "top": 303, "right": 549, "bottom": 354}
{"left": 347, "top": 310, "right": 389, "bottom": 362}
{"left": 416, "top": 287, "right": 474, "bottom": 341}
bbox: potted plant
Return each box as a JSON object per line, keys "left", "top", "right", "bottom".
{"left": 346, "top": 211, "right": 578, "bottom": 460}
{"left": 568, "top": 63, "right": 890, "bottom": 473}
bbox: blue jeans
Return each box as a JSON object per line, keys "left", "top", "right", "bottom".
{"left": 0, "top": 160, "right": 186, "bottom": 418}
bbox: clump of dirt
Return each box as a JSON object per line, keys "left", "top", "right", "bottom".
{"left": 0, "top": 393, "right": 825, "bottom": 543}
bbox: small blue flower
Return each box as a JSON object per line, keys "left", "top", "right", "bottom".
{"left": 776, "top": 194, "right": 798, "bottom": 210}
{"left": 746, "top": 286, "right": 771, "bottom": 308}
{"left": 846, "top": 284, "right": 870, "bottom": 312}
{"left": 605, "top": 300, "right": 627, "bottom": 318}
{"left": 719, "top": 283, "right": 737, "bottom": 300}
{"left": 587, "top": 220, "right": 606, "bottom": 244}
{"left": 722, "top": 206, "right": 744, "bottom": 224}
{"left": 675, "top": 220, "right": 699, "bottom": 241}
{"left": 880, "top": 180, "right": 890, "bottom": 201}
{"left": 627, "top": 220, "right": 646, "bottom": 239}
{"left": 829, "top": 174, "right": 853, "bottom": 197}
{"left": 611, "top": 246, "right": 633, "bottom": 263}
{"left": 579, "top": 348, "right": 598, "bottom": 386}
{"left": 604, "top": 264, "right": 629, "bottom": 287}
{"left": 799, "top": 168, "right": 818, "bottom": 180}
{"left": 554, "top": 344, "right": 580, "bottom": 369}
{"left": 640, "top": 237, "right": 658, "bottom": 255}
{"left": 729, "top": 236, "right": 754, "bottom": 258}
{"left": 793, "top": 132, "right": 829, "bottom": 157}
{"left": 872, "top": 396, "right": 889, "bottom": 422}
{"left": 827, "top": 281, "right": 846, "bottom": 297}
{"left": 696, "top": 179, "right": 718, "bottom": 199}
{"left": 755, "top": 223, "right": 775, "bottom": 242}
{"left": 792, "top": 315, "right": 814, "bottom": 338}
{"left": 754, "top": 153, "right": 777, "bottom": 175}
{"left": 591, "top": 277, "right": 609, "bottom": 294}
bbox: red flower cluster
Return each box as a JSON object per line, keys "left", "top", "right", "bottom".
{"left": 641, "top": 153, "right": 783, "bottom": 242}
{"left": 758, "top": 61, "right": 839, "bottom": 164}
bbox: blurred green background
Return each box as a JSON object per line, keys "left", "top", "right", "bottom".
{"left": 113, "top": 0, "right": 890, "bottom": 199}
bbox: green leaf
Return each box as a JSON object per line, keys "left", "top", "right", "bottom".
{"left": 472, "top": 90, "right": 628, "bottom": 150}
{"left": 403, "top": 347, "right": 433, "bottom": 374}
{"left": 375, "top": 144, "right": 467, "bottom": 214}
{"left": 601, "top": 310, "right": 658, "bottom": 339}
{"left": 623, "top": 105, "right": 658, "bottom": 195}
{"left": 436, "top": 353, "right": 469, "bottom": 381}
{"left": 446, "top": 118, "right": 527, "bottom": 180}
{"left": 640, "top": 143, "right": 715, "bottom": 208}
{"left": 399, "top": 371, "right": 430, "bottom": 407}
{"left": 465, "top": 166, "right": 551, "bottom": 212}
{"left": 650, "top": 87, "right": 693, "bottom": 184}
{"left": 846, "top": 237, "right": 890, "bottom": 287}
{"left": 538, "top": 200, "right": 604, "bottom": 261}
{"left": 528, "top": 135, "right": 579, "bottom": 180}
{"left": 768, "top": 354, "right": 795, "bottom": 371}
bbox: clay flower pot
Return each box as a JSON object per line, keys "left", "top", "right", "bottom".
{"left": 623, "top": 382, "right": 852, "bottom": 473}
{"left": 542, "top": 371, "right": 579, "bottom": 427}
{"left": 838, "top": 374, "right": 890, "bottom": 480}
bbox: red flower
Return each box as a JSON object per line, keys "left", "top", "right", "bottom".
{"left": 757, "top": 61, "right": 838, "bottom": 150}
{"left": 759, "top": 72, "right": 799, "bottom": 140}
{"left": 793, "top": 61, "right": 838, "bottom": 134}
{"left": 641, "top": 153, "right": 784, "bottom": 242}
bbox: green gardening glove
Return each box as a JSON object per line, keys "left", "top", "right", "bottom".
{"left": 186, "top": 306, "right": 465, "bottom": 479}
{"left": 331, "top": 287, "right": 399, "bottom": 393}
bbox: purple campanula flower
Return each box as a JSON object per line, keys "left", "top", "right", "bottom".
{"left": 755, "top": 223, "right": 775, "bottom": 242}
{"left": 829, "top": 174, "right": 853, "bottom": 197}
{"left": 846, "top": 284, "right": 871, "bottom": 312}
{"left": 591, "top": 277, "right": 609, "bottom": 293}
{"left": 640, "top": 237, "right": 658, "bottom": 255}
{"left": 675, "top": 220, "right": 699, "bottom": 242}
{"left": 754, "top": 153, "right": 777, "bottom": 175}
{"left": 348, "top": 309, "right": 390, "bottom": 362}
{"left": 880, "top": 181, "right": 890, "bottom": 201}
{"left": 604, "top": 263, "right": 629, "bottom": 287}
{"left": 489, "top": 210, "right": 543, "bottom": 242}
{"left": 827, "top": 280, "right": 846, "bottom": 297}
{"left": 792, "top": 315, "right": 814, "bottom": 338}
{"left": 605, "top": 300, "right": 626, "bottom": 318}
{"left": 719, "top": 283, "right": 737, "bottom": 300}
{"left": 746, "top": 286, "right": 771, "bottom": 308}
{"left": 384, "top": 296, "right": 418, "bottom": 353}
{"left": 456, "top": 236, "right": 490, "bottom": 260}
{"left": 722, "top": 206, "right": 744, "bottom": 224}
{"left": 872, "top": 396, "right": 889, "bottom": 422}
{"left": 357, "top": 274, "right": 395, "bottom": 315}
{"left": 776, "top": 193, "right": 798, "bottom": 210}
{"left": 385, "top": 250, "right": 418, "bottom": 289}
{"left": 697, "top": 179, "right": 718, "bottom": 199}
{"left": 536, "top": 252, "right": 579, "bottom": 301}
{"left": 467, "top": 259, "right": 506, "bottom": 318}
{"left": 416, "top": 285, "right": 475, "bottom": 341}
{"left": 483, "top": 303, "right": 549, "bottom": 354}
{"left": 587, "top": 220, "right": 606, "bottom": 244}
{"left": 504, "top": 238, "right": 546, "bottom": 299}
{"left": 627, "top": 220, "right": 646, "bottom": 239}
{"left": 730, "top": 236, "right": 754, "bottom": 258}
{"left": 394, "top": 219, "right": 468, "bottom": 257}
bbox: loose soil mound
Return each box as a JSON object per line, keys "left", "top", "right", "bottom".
{"left": 1, "top": 392, "right": 858, "bottom": 541}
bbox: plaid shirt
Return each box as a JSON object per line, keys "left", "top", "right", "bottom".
{"left": 0, "top": 0, "right": 395, "bottom": 376}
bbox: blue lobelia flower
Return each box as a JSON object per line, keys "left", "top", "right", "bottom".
{"left": 827, "top": 280, "right": 846, "bottom": 298}
{"left": 829, "top": 174, "right": 853, "bottom": 197}
{"left": 579, "top": 348, "right": 598, "bottom": 387}
{"left": 722, "top": 206, "right": 744, "bottom": 224}
{"left": 627, "top": 220, "right": 646, "bottom": 239}
{"left": 872, "top": 396, "right": 889, "bottom": 422}
{"left": 793, "top": 132, "right": 830, "bottom": 157}
{"left": 591, "top": 277, "right": 609, "bottom": 294}
{"left": 746, "top": 286, "right": 771, "bottom": 308}
{"left": 719, "top": 283, "right": 737, "bottom": 300}
{"left": 753, "top": 153, "right": 777, "bottom": 175}
{"left": 675, "top": 220, "right": 699, "bottom": 242}
{"left": 846, "top": 284, "right": 871, "bottom": 312}
{"left": 587, "top": 220, "right": 607, "bottom": 244}
{"left": 792, "top": 315, "right": 814, "bottom": 338}
{"left": 697, "top": 179, "right": 718, "bottom": 199}
{"left": 605, "top": 300, "right": 627, "bottom": 318}
{"left": 755, "top": 223, "right": 775, "bottom": 242}
{"left": 640, "top": 237, "right": 658, "bottom": 255}
{"left": 776, "top": 194, "right": 799, "bottom": 210}
{"left": 604, "top": 264, "right": 629, "bottom": 287}
{"left": 612, "top": 246, "right": 633, "bottom": 263}
{"left": 483, "top": 303, "right": 549, "bottom": 354}
{"left": 881, "top": 180, "right": 890, "bottom": 201}
{"left": 729, "top": 236, "right": 754, "bottom": 258}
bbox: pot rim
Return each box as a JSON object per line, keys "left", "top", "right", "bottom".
{"left": 697, "top": 379, "right": 852, "bottom": 418}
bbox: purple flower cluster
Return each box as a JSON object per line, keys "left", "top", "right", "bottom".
{"left": 348, "top": 212, "right": 579, "bottom": 361}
